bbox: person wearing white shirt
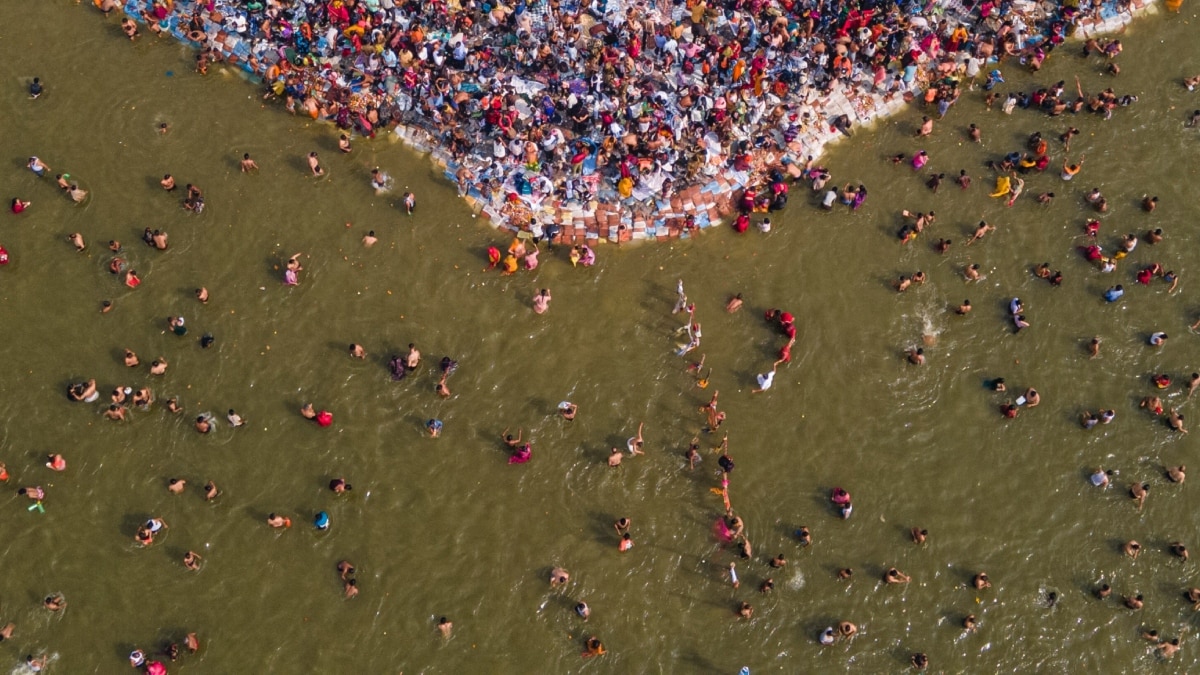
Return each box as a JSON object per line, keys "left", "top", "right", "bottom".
{"left": 753, "top": 361, "right": 781, "bottom": 393}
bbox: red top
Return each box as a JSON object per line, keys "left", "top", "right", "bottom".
{"left": 778, "top": 343, "right": 792, "bottom": 362}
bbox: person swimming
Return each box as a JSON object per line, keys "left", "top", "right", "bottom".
{"left": 550, "top": 567, "right": 570, "bottom": 587}
{"left": 558, "top": 401, "right": 577, "bottom": 420}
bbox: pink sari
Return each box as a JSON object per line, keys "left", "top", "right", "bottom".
{"left": 508, "top": 445, "right": 532, "bottom": 464}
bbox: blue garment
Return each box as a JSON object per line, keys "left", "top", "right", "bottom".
{"left": 1104, "top": 288, "right": 1124, "bottom": 302}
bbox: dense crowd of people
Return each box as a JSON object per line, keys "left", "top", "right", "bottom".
{"left": 96, "top": 0, "right": 1128, "bottom": 229}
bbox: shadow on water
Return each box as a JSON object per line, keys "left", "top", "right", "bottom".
{"left": 676, "top": 648, "right": 725, "bottom": 675}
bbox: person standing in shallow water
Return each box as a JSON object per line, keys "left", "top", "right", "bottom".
{"left": 284, "top": 252, "right": 303, "bottom": 286}
{"left": 533, "top": 289, "right": 551, "bottom": 314}
{"left": 426, "top": 419, "right": 443, "bottom": 437}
